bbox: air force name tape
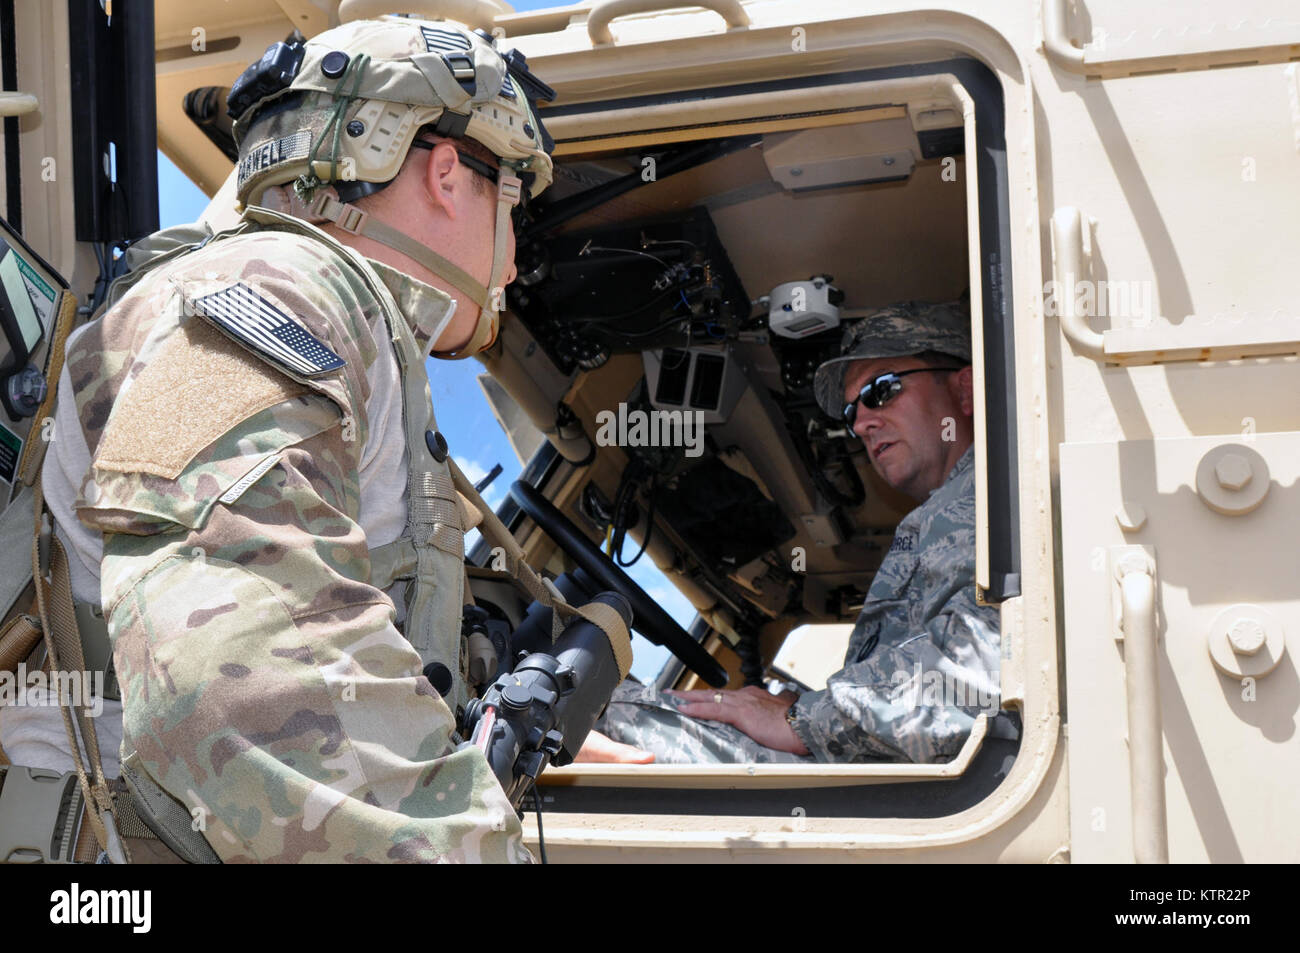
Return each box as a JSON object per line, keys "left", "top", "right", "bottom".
{"left": 191, "top": 282, "right": 346, "bottom": 378}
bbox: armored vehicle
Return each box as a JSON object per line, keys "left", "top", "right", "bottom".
{"left": 1, "top": 0, "right": 1297, "bottom": 863}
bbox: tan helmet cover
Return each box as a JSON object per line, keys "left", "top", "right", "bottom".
{"left": 233, "top": 17, "right": 553, "bottom": 209}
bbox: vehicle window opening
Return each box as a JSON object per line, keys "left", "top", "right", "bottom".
{"left": 483, "top": 58, "right": 1021, "bottom": 816}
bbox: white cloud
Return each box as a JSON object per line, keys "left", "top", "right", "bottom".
{"left": 454, "top": 457, "right": 501, "bottom": 557}
{"left": 454, "top": 456, "right": 487, "bottom": 485}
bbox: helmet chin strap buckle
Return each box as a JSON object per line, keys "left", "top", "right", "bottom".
{"left": 310, "top": 192, "right": 369, "bottom": 235}
{"left": 498, "top": 174, "right": 522, "bottom": 207}
{"left": 449, "top": 171, "right": 523, "bottom": 360}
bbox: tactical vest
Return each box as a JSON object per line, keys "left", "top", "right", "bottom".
{"left": 242, "top": 206, "right": 474, "bottom": 713}
{"left": 1, "top": 208, "right": 474, "bottom": 862}
{"left": 119, "top": 208, "right": 473, "bottom": 709}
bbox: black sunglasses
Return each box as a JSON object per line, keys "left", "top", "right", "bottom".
{"left": 842, "top": 367, "right": 962, "bottom": 426}
{"left": 410, "top": 139, "right": 530, "bottom": 221}
{"left": 410, "top": 139, "right": 499, "bottom": 182}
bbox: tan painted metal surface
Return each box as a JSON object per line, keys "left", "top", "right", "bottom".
{"left": 5, "top": 0, "right": 1296, "bottom": 864}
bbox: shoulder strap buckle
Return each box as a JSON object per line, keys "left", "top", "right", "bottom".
{"left": 0, "top": 765, "right": 83, "bottom": 863}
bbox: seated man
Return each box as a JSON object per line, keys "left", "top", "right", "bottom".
{"left": 581, "top": 300, "right": 1010, "bottom": 764}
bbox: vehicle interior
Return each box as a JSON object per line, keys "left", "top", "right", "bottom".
{"left": 493, "top": 121, "right": 970, "bottom": 688}
{"left": 479, "top": 83, "right": 1025, "bottom": 818}
{"left": 2, "top": 3, "right": 1025, "bottom": 826}
{"left": 440, "top": 62, "right": 1024, "bottom": 816}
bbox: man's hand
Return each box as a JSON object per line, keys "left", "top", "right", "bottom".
{"left": 667, "top": 686, "right": 810, "bottom": 755}
{"left": 574, "top": 729, "right": 655, "bottom": 764}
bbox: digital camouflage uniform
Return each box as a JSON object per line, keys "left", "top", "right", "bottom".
{"left": 68, "top": 219, "right": 530, "bottom": 863}
{"left": 789, "top": 445, "right": 1001, "bottom": 762}
{"left": 599, "top": 683, "right": 812, "bottom": 763}
{"left": 599, "top": 301, "right": 1004, "bottom": 764}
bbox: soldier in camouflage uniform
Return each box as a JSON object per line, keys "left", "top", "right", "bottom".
{"left": 587, "top": 300, "right": 1009, "bottom": 764}
{"left": 0, "top": 18, "right": 557, "bottom": 862}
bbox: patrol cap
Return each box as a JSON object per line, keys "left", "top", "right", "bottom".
{"left": 812, "top": 299, "right": 972, "bottom": 418}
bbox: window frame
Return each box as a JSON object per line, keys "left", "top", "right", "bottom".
{"left": 490, "top": 58, "right": 1028, "bottom": 820}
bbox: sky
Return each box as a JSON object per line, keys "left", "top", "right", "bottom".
{"left": 155, "top": 7, "right": 685, "bottom": 679}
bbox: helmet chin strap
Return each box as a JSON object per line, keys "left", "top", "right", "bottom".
{"left": 436, "top": 172, "right": 521, "bottom": 360}
{"left": 310, "top": 172, "right": 522, "bottom": 359}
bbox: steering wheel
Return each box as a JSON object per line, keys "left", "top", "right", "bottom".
{"left": 509, "top": 480, "right": 729, "bottom": 687}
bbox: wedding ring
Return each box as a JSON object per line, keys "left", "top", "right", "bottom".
{"left": 713, "top": 692, "right": 724, "bottom": 704}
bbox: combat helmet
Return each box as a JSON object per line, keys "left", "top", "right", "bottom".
{"left": 227, "top": 16, "right": 556, "bottom": 358}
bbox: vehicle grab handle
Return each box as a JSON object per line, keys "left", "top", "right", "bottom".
{"left": 587, "top": 0, "right": 750, "bottom": 45}
{"left": 1049, "top": 206, "right": 1104, "bottom": 359}
{"left": 1114, "top": 548, "right": 1169, "bottom": 864}
{"left": 1051, "top": 206, "right": 1300, "bottom": 365}
{"left": 0, "top": 93, "right": 37, "bottom": 117}
{"left": 1042, "top": 0, "right": 1300, "bottom": 75}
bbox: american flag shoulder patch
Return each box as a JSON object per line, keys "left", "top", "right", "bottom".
{"left": 421, "top": 25, "right": 471, "bottom": 53}
{"left": 190, "top": 282, "right": 346, "bottom": 379}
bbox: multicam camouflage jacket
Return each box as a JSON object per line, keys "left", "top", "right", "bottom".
{"left": 789, "top": 446, "right": 1004, "bottom": 763}
{"left": 63, "top": 213, "right": 530, "bottom": 862}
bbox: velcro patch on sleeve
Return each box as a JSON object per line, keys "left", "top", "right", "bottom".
{"left": 191, "top": 281, "right": 345, "bottom": 379}
{"left": 95, "top": 317, "right": 310, "bottom": 479}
